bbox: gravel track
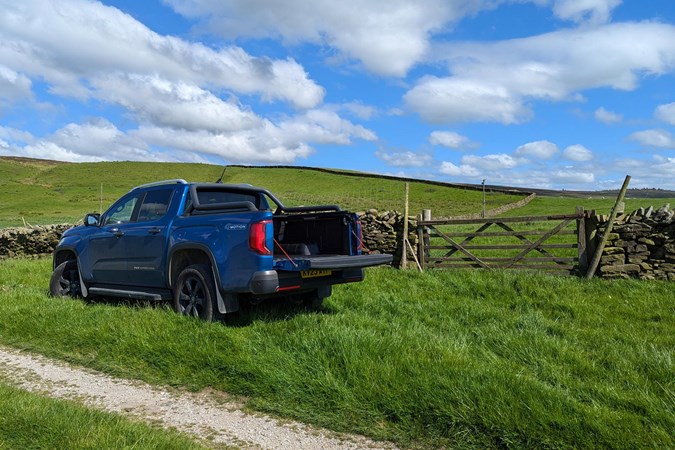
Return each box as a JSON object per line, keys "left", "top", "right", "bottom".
{"left": 0, "top": 346, "right": 397, "bottom": 450}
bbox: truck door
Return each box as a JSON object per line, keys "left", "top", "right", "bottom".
{"left": 123, "top": 188, "right": 174, "bottom": 288}
{"left": 86, "top": 192, "right": 142, "bottom": 285}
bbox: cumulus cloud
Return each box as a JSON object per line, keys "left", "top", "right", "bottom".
{"left": 429, "top": 130, "right": 478, "bottom": 150}
{"left": 7, "top": 119, "right": 160, "bottom": 162}
{"left": 375, "top": 149, "right": 432, "bottom": 167}
{"left": 0, "top": 0, "right": 324, "bottom": 108}
{"left": 439, "top": 161, "right": 481, "bottom": 177}
{"left": 406, "top": 22, "right": 675, "bottom": 124}
{"left": 92, "top": 74, "right": 261, "bottom": 132}
{"left": 0, "top": 65, "right": 32, "bottom": 102}
{"left": 133, "top": 108, "right": 375, "bottom": 163}
{"left": 655, "top": 102, "right": 675, "bottom": 125}
{"left": 340, "top": 102, "right": 377, "bottom": 120}
{"left": 615, "top": 155, "right": 675, "bottom": 188}
{"left": 550, "top": 169, "right": 595, "bottom": 183}
{"left": 163, "top": 0, "right": 492, "bottom": 77}
{"left": 594, "top": 107, "right": 622, "bottom": 124}
{"left": 514, "top": 140, "right": 559, "bottom": 159}
{"left": 551, "top": 0, "right": 621, "bottom": 25}
{"left": 563, "top": 144, "right": 594, "bottom": 161}
{"left": 462, "top": 153, "right": 521, "bottom": 170}
{"left": 628, "top": 129, "right": 675, "bottom": 149}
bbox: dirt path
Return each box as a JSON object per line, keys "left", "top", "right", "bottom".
{"left": 0, "top": 346, "right": 397, "bottom": 450}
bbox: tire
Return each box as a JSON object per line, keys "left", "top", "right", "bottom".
{"left": 50, "top": 260, "right": 82, "bottom": 298}
{"left": 172, "top": 264, "right": 220, "bottom": 321}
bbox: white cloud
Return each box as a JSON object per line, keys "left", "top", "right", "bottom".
{"left": 552, "top": 0, "right": 621, "bottom": 25}
{"left": 439, "top": 161, "right": 481, "bottom": 177}
{"left": 550, "top": 169, "right": 595, "bottom": 184}
{"left": 615, "top": 155, "right": 675, "bottom": 189}
{"left": 655, "top": 102, "right": 675, "bottom": 126}
{"left": 91, "top": 74, "right": 261, "bottom": 132}
{"left": 594, "top": 107, "right": 622, "bottom": 124}
{"left": 514, "top": 140, "right": 559, "bottom": 159}
{"left": 0, "top": 65, "right": 32, "bottom": 102}
{"left": 134, "top": 125, "right": 313, "bottom": 163}
{"left": 340, "top": 102, "right": 377, "bottom": 120}
{"left": 563, "top": 144, "right": 594, "bottom": 161}
{"left": 0, "top": 126, "right": 34, "bottom": 145}
{"left": 375, "top": 150, "right": 432, "bottom": 167}
{"left": 132, "top": 108, "right": 375, "bottom": 163}
{"left": 628, "top": 129, "right": 675, "bottom": 149}
{"left": 8, "top": 119, "right": 161, "bottom": 162}
{"left": 407, "top": 22, "right": 675, "bottom": 124}
{"left": 163, "top": 0, "right": 496, "bottom": 77}
{"left": 0, "top": 0, "right": 324, "bottom": 108}
{"left": 406, "top": 77, "right": 532, "bottom": 124}
{"left": 462, "top": 153, "right": 521, "bottom": 170}
{"left": 429, "top": 131, "right": 478, "bottom": 150}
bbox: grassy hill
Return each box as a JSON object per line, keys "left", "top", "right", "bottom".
{"left": 1, "top": 157, "right": 673, "bottom": 228}
{"left": 0, "top": 157, "right": 526, "bottom": 228}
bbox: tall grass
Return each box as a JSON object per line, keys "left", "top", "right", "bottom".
{"left": 0, "top": 257, "right": 672, "bottom": 449}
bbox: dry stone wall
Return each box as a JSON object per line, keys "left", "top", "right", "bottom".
{"left": 358, "top": 210, "right": 417, "bottom": 268}
{"left": 0, "top": 224, "right": 72, "bottom": 259}
{"left": 597, "top": 204, "right": 674, "bottom": 280}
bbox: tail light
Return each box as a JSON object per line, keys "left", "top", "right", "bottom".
{"left": 249, "top": 220, "right": 272, "bottom": 255}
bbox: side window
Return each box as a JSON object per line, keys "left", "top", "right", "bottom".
{"left": 137, "top": 189, "right": 173, "bottom": 222}
{"left": 104, "top": 195, "right": 140, "bottom": 225}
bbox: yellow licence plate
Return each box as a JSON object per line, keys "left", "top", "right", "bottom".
{"left": 300, "top": 269, "right": 332, "bottom": 278}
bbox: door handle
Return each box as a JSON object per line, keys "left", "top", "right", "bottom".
{"left": 110, "top": 228, "right": 124, "bottom": 237}
{"left": 148, "top": 227, "right": 162, "bottom": 235}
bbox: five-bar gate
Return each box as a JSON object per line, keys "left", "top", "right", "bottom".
{"left": 417, "top": 208, "right": 588, "bottom": 275}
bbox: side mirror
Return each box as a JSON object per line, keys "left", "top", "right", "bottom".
{"left": 84, "top": 213, "right": 101, "bottom": 227}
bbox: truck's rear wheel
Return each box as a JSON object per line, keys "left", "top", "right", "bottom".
{"left": 50, "top": 260, "right": 82, "bottom": 298}
{"left": 172, "top": 264, "right": 218, "bottom": 321}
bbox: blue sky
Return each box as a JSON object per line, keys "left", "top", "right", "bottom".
{"left": 1, "top": 0, "right": 675, "bottom": 190}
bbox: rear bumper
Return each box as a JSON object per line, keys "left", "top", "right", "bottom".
{"left": 249, "top": 270, "right": 279, "bottom": 295}
{"left": 248, "top": 267, "right": 366, "bottom": 296}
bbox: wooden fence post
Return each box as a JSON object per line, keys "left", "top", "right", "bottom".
{"left": 402, "top": 182, "right": 409, "bottom": 269}
{"left": 576, "top": 206, "right": 588, "bottom": 275}
{"left": 585, "top": 175, "right": 631, "bottom": 279}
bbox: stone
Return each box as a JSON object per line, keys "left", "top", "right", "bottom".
{"left": 600, "top": 264, "right": 640, "bottom": 274}
{"left": 601, "top": 254, "right": 625, "bottom": 265}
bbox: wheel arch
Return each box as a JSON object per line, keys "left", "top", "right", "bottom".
{"left": 168, "top": 244, "right": 219, "bottom": 289}
{"left": 53, "top": 248, "right": 78, "bottom": 269}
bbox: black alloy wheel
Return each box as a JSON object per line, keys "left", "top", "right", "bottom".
{"left": 49, "top": 260, "right": 82, "bottom": 298}
{"left": 172, "top": 264, "right": 216, "bottom": 321}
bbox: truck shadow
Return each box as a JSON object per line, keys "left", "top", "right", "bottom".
{"left": 75, "top": 295, "right": 333, "bottom": 327}
{"left": 223, "top": 300, "right": 334, "bottom": 327}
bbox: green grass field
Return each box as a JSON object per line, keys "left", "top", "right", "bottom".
{"left": 0, "top": 377, "right": 204, "bottom": 449}
{"left": 0, "top": 258, "right": 672, "bottom": 449}
{"left": 0, "top": 158, "right": 525, "bottom": 228}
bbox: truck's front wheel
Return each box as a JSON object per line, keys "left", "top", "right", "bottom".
{"left": 172, "top": 264, "right": 218, "bottom": 321}
{"left": 50, "top": 260, "right": 82, "bottom": 298}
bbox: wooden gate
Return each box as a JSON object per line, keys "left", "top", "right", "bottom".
{"left": 417, "top": 208, "right": 588, "bottom": 274}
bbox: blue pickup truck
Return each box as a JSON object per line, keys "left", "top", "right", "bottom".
{"left": 50, "top": 179, "right": 392, "bottom": 320}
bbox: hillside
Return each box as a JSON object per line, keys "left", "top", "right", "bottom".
{"left": 0, "top": 157, "right": 526, "bottom": 228}
{"left": 2, "top": 157, "right": 674, "bottom": 229}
